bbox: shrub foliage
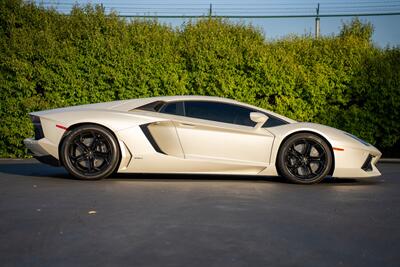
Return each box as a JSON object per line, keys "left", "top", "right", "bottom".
{"left": 1, "top": 0, "right": 399, "bottom": 157}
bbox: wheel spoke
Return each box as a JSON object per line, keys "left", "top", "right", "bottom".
{"left": 72, "top": 154, "right": 86, "bottom": 162}
{"left": 90, "top": 133, "right": 101, "bottom": 150}
{"left": 306, "top": 164, "right": 314, "bottom": 175}
{"left": 74, "top": 140, "right": 88, "bottom": 152}
{"left": 288, "top": 165, "right": 299, "bottom": 175}
{"left": 87, "top": 158, "right": 94, "bottom": 172}
{"left": 94, "top": 152, "right": 110, "bottom": 164}
{"left": 309, "top": 157, "right": 322, "bottom": 164}
{"left": 302, "top": 141, "right": 312, "bottom": 156}
{"left": 293, "top": 161, "right": 302, "bottom": 168}
{"left": 288, "top": 146, "right": 302, "bottom": 158}
{"left": 94, "top": 151, "right": 109, "bottom": 159}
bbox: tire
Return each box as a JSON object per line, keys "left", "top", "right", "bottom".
{"left": 277, "top": 133, "right": 333, "bottom": 184}
{"left": 60, "top": 124, "right": 120, "bottom": 180}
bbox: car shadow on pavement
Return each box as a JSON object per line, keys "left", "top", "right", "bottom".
{"left": 112, "top": 173, "right": 381, "bottom": 186}
{"left": 0, "top": 160, "right": 382, "bottom": 186}
{"left": 0, "top": 161, "right": 282, "bottom": 183}
{"left": 0, "top": 161, "right": 70, "bottom": 180}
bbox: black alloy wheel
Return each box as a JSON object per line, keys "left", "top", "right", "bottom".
{"left": 60, "top": 124, "right": 120, "bottom": 180}
{"left": 277, "top": 133, "right": 333, "bottom": 184}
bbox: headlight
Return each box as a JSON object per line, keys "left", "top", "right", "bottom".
{"left": 344, "top": 133, "right": 371, "bottom": 146}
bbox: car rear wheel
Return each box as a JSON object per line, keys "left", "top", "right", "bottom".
{"left": 277, "top": 133, "right": 332, "bottom": 184}
{"left": 60, "top": 124, "right": 120, "bottom": 180}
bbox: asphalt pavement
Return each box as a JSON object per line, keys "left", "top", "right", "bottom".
{"left": 0, "top": 159, "right": 399, "bottom": 267}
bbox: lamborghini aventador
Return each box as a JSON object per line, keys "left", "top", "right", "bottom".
{"left": 24, "top": 96, "right": 382, "bottom": 184}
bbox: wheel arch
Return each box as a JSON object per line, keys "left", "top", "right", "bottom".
{"left": 275, "top": 130, "right": 335, "bottom": 176}
{"left": 58, "top": 122, "right": 122, "bottom": 167}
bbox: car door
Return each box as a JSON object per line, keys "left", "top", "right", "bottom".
{"left": 171, "top": 101, "right": 275, "bottom": 166}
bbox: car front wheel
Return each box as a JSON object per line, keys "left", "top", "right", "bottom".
{"left": 277, "top": 133, "right": 333, "bottom": 184}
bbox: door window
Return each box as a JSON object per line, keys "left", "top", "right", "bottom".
{"left": 159, "top": 102, "right": 184, "bottom": 116}
{"left": 184, "top": 101, "right": 256, "bottom": 127}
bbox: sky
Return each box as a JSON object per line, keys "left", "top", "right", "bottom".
{"left": 37, "top": 0, "right": 400, "bottom": 47}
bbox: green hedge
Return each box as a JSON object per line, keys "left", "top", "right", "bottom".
{"left": 1, "top": 0, "right": 399, "bottom": 157}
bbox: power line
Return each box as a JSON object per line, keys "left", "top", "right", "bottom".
{"left": 90, "top": 5, "right": 400, "bottom": 11}
{"left": 113, "top": 12, "right": 400, "bottom": 18}
{"left": 36, "top": 1, "right": 400, "bottom": 18}
{"left": 38, "top": 1, "right": 400, "bottom": 7}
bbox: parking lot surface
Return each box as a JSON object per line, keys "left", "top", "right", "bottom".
{"left": 0, "top": 160, "right": 399, "bottom": 267}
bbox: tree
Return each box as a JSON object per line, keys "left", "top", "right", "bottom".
{"left": 339, "top": 17, "right": 374, "bottom": 42}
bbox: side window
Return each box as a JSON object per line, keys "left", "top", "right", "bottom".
{"left": 136, "top": 100, "right": 288, "bottom": 127}
{"left": 263, "top": 117, "right": 287, "bottom": 128}
{"left": 184, "top": 101, "right": 256, "bottom": 127}
{"left": 233, "top": 108, "right": 256, "bottom": 127}
{"left": 136, "top": 101, "right": 165, "bottom": 112}
{"left": 159, "top": 102, "right": 184, "bottom": 116}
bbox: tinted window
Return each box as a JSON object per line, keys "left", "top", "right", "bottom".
{"left": 263, "top": 117, "right": 287, "bottom": 128}
{"left": 159, "top": 102, "right": 184, "bottom": 116}
{"left": 184, "top": 101, "right": 256, "bottom": 126}
{"left": 162, "top": 102, "right": 177, "bottom": 114}
{"left": 136, "top": 101, "right": 165, "bottom": 112}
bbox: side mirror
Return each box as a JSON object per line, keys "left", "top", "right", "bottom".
{"left": 250, "top": 112, "right": 268, "bottom": 129}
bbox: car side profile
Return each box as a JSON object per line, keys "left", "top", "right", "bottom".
{"left": 24, "top": 95, "right": 382, "bottom": 184}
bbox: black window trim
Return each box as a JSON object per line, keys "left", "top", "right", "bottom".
{"left": 181, "top": 100, "right": 288, "bottom": 128}
{"left": 135, "top": 101, "right": 166, "bottom": 112}
{"left": 182, "top": 100, "right": 289, "bottom": 128}
{"left": 136, "top": 99, "right": 288, "bottom": 128}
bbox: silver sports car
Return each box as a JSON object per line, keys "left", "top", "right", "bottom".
{"left": 24, "top": 95, "right": 382, "bottom": 184}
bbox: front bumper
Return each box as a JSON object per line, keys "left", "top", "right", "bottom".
{"left": 24, "top": 138, "right": 60, "bottom": 167}
{"left": 332, "top": 144, "right": 382, "bottom": 178}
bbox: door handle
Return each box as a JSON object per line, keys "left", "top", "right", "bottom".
{"left": 179, "top": 123, "right": 196, "bottom": 128}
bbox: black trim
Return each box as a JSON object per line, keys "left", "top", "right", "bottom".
{"left": 182, "top": 100, "right": 288, "bottom": 128}
{"left": 135, "top": 99, "right": 288, "bottom": 127}
{"left": 34, "top": 155, "right": 61, "bottom": 167}
{"left": 140, "top": 124, "right": 166, "bottom": 154}
{"left": 34, "top": 124, "right": 44, "bottom": 140}
{"left": 361, "top": 154, "right": 374, "bottom": 172}
{"left": 135, "top": 101, "right": 165, "bottom": 112}
{"left": 30, "top": 115, "right": 44, "bottom": 140}
{"left": 262, "top": 115, "right": 288, "bottom": 128}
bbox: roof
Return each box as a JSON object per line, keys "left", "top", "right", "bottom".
{"left": 112, "top": 95, "right": 296, "bottom": 123}
{"left": 111, "top": 95, "right": 241, "bottom": 111}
